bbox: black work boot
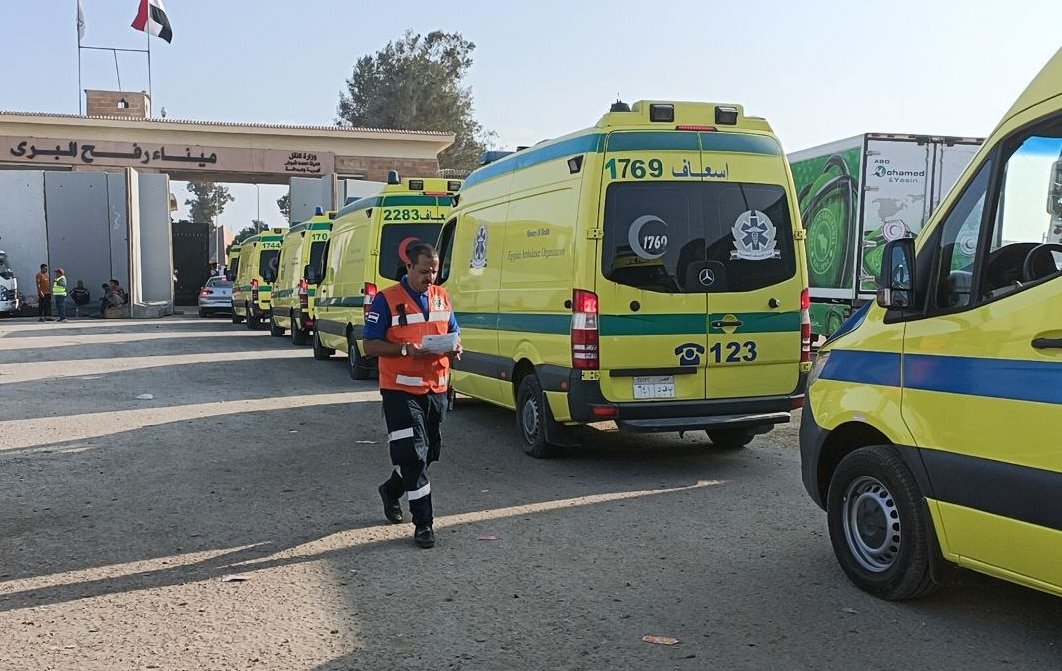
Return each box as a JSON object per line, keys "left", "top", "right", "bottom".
{"left": 413, "top": 526, "right": 435, "bottom": 549}
{"left": 378, "top": 483, "right": 403, "bottom": 524}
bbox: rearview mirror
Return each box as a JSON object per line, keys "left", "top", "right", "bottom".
{"left": 876, "top": 238, "right": 916, "bottom": 309}
{"left": 1047, "top": 159, "right": 1062, "bottom": 218}
{"left": 304, "top": 263, "right": 322, "bottom": 285}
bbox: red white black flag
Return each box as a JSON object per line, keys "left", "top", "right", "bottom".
{"left": 131, "top": 0, "right": 172, "bottom": 43}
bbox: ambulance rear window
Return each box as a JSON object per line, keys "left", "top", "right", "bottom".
{"left": 601, "top": 182, "right": 795, "bottom": 293}
{"left": 259, "top": 250, "right": 280, "bottom": 281}
{"left": 308, "top": 241, "right": 327, "bottom": 272}
{"left": 378, "top": 223, "right": 443, "bottom": 281}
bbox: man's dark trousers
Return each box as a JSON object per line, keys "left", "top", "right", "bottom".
{"left": 379, "top": 389, "right": 447, "bottom": 528}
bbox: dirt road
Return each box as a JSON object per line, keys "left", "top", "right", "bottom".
{"left": 1, "top": 317, "right": 1059, "bottom": 670}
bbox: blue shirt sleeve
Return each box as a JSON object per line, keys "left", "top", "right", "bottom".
{"left": 363, "top": 293, "right": 391, "bottom": 341}
{"left": 448, "top": 310, "right": 460, "bottom": 335}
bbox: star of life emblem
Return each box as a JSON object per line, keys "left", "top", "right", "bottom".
{"left": 470, "top": 225, "right": 488, "bottom": 269}
{"left": 730, "top": 210, "right": 781, "bottom": 261}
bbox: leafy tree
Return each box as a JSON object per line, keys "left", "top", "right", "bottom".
{"left": 337, "top": 30, "right": 494, "bottom": 173}
{"left": 226, "top": 220, "right": 268, "bottom": 256}
{"left": 277, "top": 194, "right": 291, "bottom": 223}
{"left": 185, "top": 182, "right": 235, "bottom": 223}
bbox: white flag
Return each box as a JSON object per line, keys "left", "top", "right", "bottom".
{"left": 77, "top": 0, "right": 86, "bottom": 42}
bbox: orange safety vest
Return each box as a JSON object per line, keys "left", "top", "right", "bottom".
{"left": 377, "top": 283, "right": 453, "bottom": 395}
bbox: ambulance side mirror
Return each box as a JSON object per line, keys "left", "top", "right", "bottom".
{"left": 877, "top": 238, "right": 916, "bottom": 309}
{"left": 304, "top": 264, "right": 322, "bottom": 285}
{"left": 1047, "top": 159, "right": 1062, "bottom": 218}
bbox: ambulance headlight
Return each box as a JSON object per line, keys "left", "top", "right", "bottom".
{"left": 649, "top": 104, "right": 674, "bottom": 123}
{"left": 808, "top": 350, "right": 830, "bottom": 386}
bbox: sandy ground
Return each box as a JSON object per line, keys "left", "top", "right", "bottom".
{"left": 0, "top": 315, "right": 1059, "bottom": 670}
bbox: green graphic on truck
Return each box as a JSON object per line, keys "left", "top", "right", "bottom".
{"left": 791, "top": 148, "right": 862, "bottom": 291}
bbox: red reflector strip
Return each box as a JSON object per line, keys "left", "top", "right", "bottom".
{"left": 591, "top": 405, "right": 618, "bottom": 418}
{"left": 676, "top": 125, "right": 717, "bottom": 131}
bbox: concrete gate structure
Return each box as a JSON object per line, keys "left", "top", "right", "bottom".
{"left": 0, "top": 90, "right": 455, "bottom": 316}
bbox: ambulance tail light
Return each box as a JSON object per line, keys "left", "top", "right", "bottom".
{"left": 298, "top": 279, "right": 309, "bottom": 312}
{"left": 363, "top": 282, "right": 378, "bottom": 319}
{"left": 571, "top": 289, "right": 599, "bottom": 370}
{"left": 251, "top": 278, "right": 260, "bottom": 304}
{"left": 800, "top": 288, "right": 812, "bottom": 365}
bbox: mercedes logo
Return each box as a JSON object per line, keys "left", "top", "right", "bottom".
{"left": 698, "top": 268, "right": 715, "bottom": 286}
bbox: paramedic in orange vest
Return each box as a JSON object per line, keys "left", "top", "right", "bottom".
{"left": 363, "top": 243, "right": 461, "bottom": 549}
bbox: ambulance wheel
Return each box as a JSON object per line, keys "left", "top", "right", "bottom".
{"left": 231, "top": 310, "right": 244, "bottom": 325}
{"left": 707, "top": 428, "right": 756, "bottom": 449}
{"left": 291, "top": 312, "right": 311, "bottom": 346}
{"left": 246, "top": 304, "right": 259, "bottom": 330}
{"left": 347, "top": 334, "right": 371, "bottom": 380}
{"left": 312, "top": 329, "right": 334, "bottom": 360}
{"left": 269, "top": 312, "right": 285, "bottom": 337}
{"left": 826, "top": 445, "right": 951, "bottom": 600}
{"left": 516, "top": 374, "right": 556, "bottom": 459}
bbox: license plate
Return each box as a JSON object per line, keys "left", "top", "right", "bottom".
{"left": 633, "top": 375, "right": 675, "bottom": 399}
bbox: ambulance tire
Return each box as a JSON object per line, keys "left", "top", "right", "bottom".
{"left": 291, "top": 312, "right": 311, "bottom": 346}
{"left": 516, "top": 374, "right": 557, "bottom": 459}
{"left": 231, "top": 310, "right": 244, "bottom": 325}
{"left": 312, "top": 329, "right": 334, "bottom": 360}
{"left": 707, "top": 428, "right": 756, "bottom": 449}
{"left": 347, "top": 334, "right": 371, "bottom": 380}
{"left": 269, "top": 312, "right": 285, "bottom": 337}
{"left": 246, "top": 304, "right": 260, "bottom": 330}
{"left": 826, "top": 445, "right": 952, "bottom": 600}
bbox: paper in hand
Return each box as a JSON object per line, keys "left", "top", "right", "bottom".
{"left": 420, "top": 333, "right": 459, "bottom": 353}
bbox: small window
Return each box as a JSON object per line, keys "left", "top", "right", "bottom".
{"left": 437, "top": 219, "right": 457, "bottom": 285}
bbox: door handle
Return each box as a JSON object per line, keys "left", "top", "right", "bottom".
{"left": 1032, "top": 337, "right": 1062, "bottom": 349}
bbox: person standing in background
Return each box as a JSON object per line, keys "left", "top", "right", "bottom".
{"left": 70, "top": 280, "right": 91, "bottom": 318}
{"left": 52, "top": 268, "right": 68, "bottom": 322}
{"left": 35, "top": 263, "right": 52, "bottom": 322}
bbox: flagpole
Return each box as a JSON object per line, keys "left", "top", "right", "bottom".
{"left": 76, "top": 0, "right": 82, "bottom": 115}
{"left": 147, "top": 29, "right": 152, "bottom": 115}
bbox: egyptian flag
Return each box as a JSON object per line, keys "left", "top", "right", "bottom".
{"left": 131, "top": 0, "right": 172, "bottom": 43}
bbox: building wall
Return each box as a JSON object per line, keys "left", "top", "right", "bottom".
{"left": 44, "top": 172, "right": 125, "bottom": 306}
{"left": 0, "top": 171, "right": 47, "bottom": 303}
{"left": 137, "top": 172, "right": 173, "bottom": 308}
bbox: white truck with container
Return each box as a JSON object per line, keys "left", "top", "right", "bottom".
{"left": 788, "top": 133, "right": 982, "bottom": 337}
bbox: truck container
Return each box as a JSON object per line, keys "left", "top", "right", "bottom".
{"left": 789, "top": 133, "right": 982, "bottom": 337}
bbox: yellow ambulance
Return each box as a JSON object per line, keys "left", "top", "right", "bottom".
{"left": 800, "top": 47, "right": 1062, "bottom": 600}
{"left": 437, "top": 100, "right": 810, "bottom": 457}
{"left": 231, "top": 227, "right": 286, "bottom": 329}
{"left": 309, "top": 174, "right": 461, "bottom": 378}
{"left": 269, "top": 209, "right": 334, "bottom": 344}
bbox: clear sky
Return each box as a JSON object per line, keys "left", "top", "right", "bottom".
{"left": 2, "top": 1, "right": 1060, "bottom": 234}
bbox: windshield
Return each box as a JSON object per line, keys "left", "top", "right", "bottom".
{"left": 377, "top": 223, "right": 443, "bottom": 281}
{"left": 602, "top": 181, "right": 796, "bottom": 293}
